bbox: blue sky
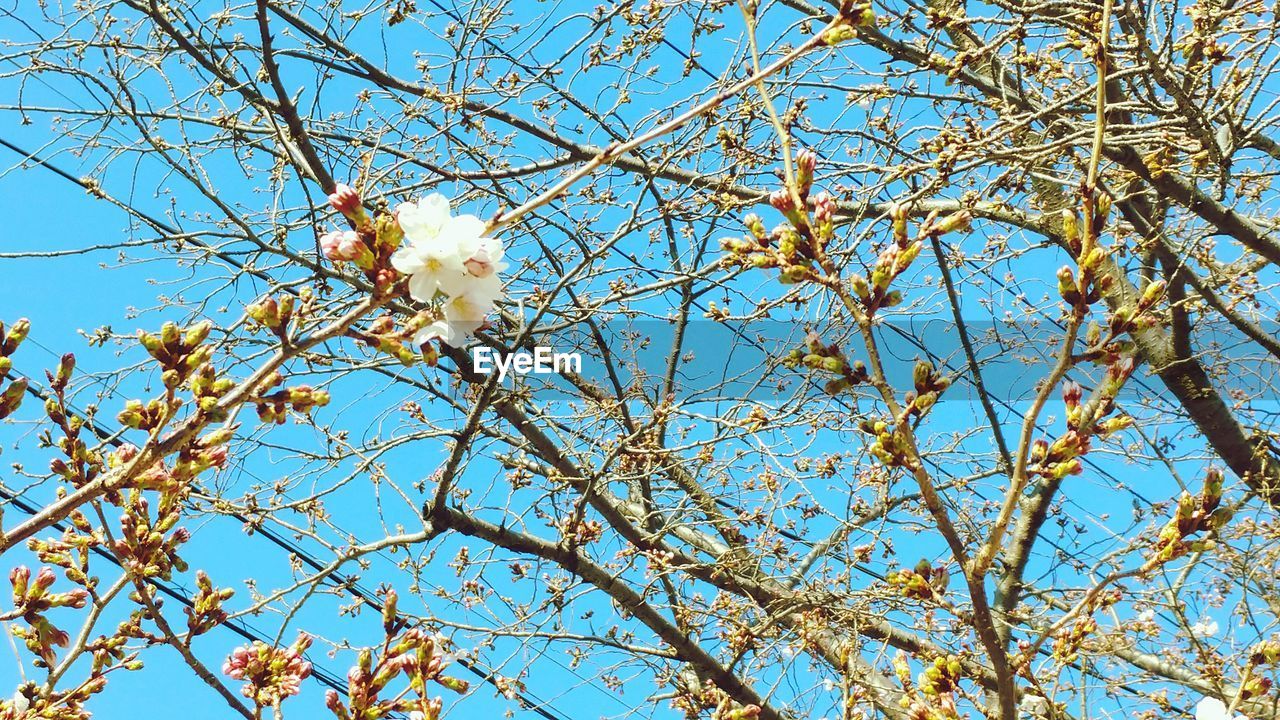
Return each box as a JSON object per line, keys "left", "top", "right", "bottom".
{"left": 0, "top": 1, "right": 1268, "bottom": 719}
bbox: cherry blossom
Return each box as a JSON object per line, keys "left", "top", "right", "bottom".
{"left": 222, "top": 635, "right": 313, "bottom": 708}
{"left": 390, "top": 194, "right": 506, "bottom": 347}
{"left": 1196, "top": 696, "right": 1249, "bottom": 720}
{"left": 413, "top": 275, "right": 503, "bottom": 347}
{"left": 391, "top": 194, "right": 489, "bottom": 300}
{"left": 1192, "top": 618, "right": 1220, "bottom": 638}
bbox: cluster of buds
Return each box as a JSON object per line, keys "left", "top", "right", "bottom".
{"left": 322, "top": 184, "right": 406, "bottom": 294}
{"left": 1051, "top": 589, "right": 1121, "bottom": 664}
{"left": 908, "top": 360, "right": 951, "bottom": 416}
{"left": 1250, "top": 639, "right": 1280, "bottom": 666}
{"left": 1027, "top": 434, "right": 1084, "bottom": 481}
{"left": 1, "top": 679, "right": 105, "bottom": 720}
{"left": 171, "top": 427, "right": 232, "bottom": 482}
{"left": 328, "top": 183, "right": 368, "bottom": 227}
{"left": 917, "top": 655, "right": 964, "bottom": 696}
{"left": 1066, "top": 358, "right": 1137, "bottom": 433}
{"left": 113, "top": 495, "right": 190, "bottom": 581}
{"left": 1056, "top": 199, "right": 1114, "bottom": 312}
{"left": 781, "top": 330, "right": 869, "bottom": 394}
{"left": 892, "top": 652, "right": 961, "bottom": 720}
{"left": 321, "top": 230, "right": 375, "bottom": 270}
{"left": 850, "top": 206, "right": 970, "bottom": 316}
{"left": 557, "top": 517, "right": 604, "bottom": 545}
{"left": 721, "top": 151, "right": 834, "bottom": 285}
{"left": 0, "top": 318, "right": 31, "bottom": 420}
{"left": 355, "top": 312, "right": 440, "bottom": 367}
{"left": 670, "top": 672, "right": 761, "bottom": 720}
{"left": 1056, "top": 194, "right": 1168, "bottom": 339}
{"left": 1028, "top": 359, "right": 1137, "bottom": 481}
{"left": 720, "top": 212, "right": 817, "bottom": 284}
{"left": 1230, "top": 638, "right": 1280, "bottom": 701}
{"left": 245, "top": 293, "right": 297, "bottom": 340}
{"left": 858, "top": 418, "right": 920, "bottom": 470}
{"left": 28, "top": 514, "right": 98, "bottom": 589}
{"left": 1151, "top": 467, "right": 1233, "bottom": 563}
{"left": 1108, "top": 280, "right": 1167, "bottom": 337}
{"left": 104, "top": 444, "right": 165, "bottom": 494}
{"left": 886, "top": 560, "right": 950, "bottom": 601}
{"left": 185, "top": 570, "right": 234, "bottom": 637}
{"left": 117, "top": 397, "right": 172, "bottom": 432}
{"left": 45, "top": 354, "right": 106, "bottom": 490}
{"left": 189, "top": 363, "right": 236, "bottom": 421}
{"left": 819, "top": 1, "right": 876, "bottom": 45}
{"left": 253, "top": 371, "right": 331, "bottom": 424}
{"left": 326, "top": 616, "right": 469, "bottom": 720}
{"left": 9, "top": 566, "right": 88, "bottom": 667}
{"left": 1052, "top": 615, "right": 1098, "bottom": 664}
{"left": 1060, "top": 193, "right": 1112, "bottom": 259}
{"left": 222, "top": 634, "right": 314, "bottom": 709}
{"left": 138, "top": 320, "right": 214, "bottom": 390}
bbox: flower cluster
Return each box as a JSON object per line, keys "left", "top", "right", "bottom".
{"left": 389, "top": 193, "right": 507, "bottom": 348}
{"left": 9, "top": 566, "right": 88, "bottom": 667}
{"left": 222, "top": 634, "right": 314, "bottom": 709}
{"left": 885, "top": 561, "right": 950, "bottom": 601}
{"left": 0, "top": 318, "right": 30, "bottom": 420}
{"left": 891, "top": 652, "right": 961, "bottom": 720}
{"left": 780, "top": 330, "right": 869, "bottom": 395}
{"left": 325, "top": 592, "right": 469, "bottom": 720}
{"left": 1151, "top": 467, "right": 1233, "bottom": 563}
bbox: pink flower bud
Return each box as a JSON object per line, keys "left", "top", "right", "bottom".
{"left": 10, "top": 566, "right": 30, "bottom": 597}
{"left": 1062, "top": 380, "right": 1083, "bottom": 407}
{"left": 321, "top": 230, "right": 362, "bottom": 261}
{"left": 206, "top": 445, "right": 229, "bottom": 469}
{"left": 327, "top": 183, "right": 361, "bottom": 215}
{"left": 769, "top": 189, "right": 796, "bottom": 214}
{"left": 797, "top": 149, "right": 817, "bottom": 177}
{"left": 464, "top": 248, "right": 497, "bottom": 278}
{"left": 33, "top": 567, "right": 56, "bottom": 593}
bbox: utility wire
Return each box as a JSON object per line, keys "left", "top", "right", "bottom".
{"left": 0, "top": 137, "right": 574, "bottom": 720}
{"left": 0, "top": 133, "right": 1191, "bottom": 717}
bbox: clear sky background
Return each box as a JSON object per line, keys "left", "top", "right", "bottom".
{"left": 0, "top": 1, "right": 1260, "bottom": 719}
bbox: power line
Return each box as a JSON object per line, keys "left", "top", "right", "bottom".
{"left": 0, "top": 133, "right": 1196, "bottom": 717}
{"left": 0, "top": 138, "right": 575, "bottom": 720}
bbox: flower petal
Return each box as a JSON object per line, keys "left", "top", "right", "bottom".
{"left": 407, "top": 272, "right": 441, "bottom": 303}
{"left": 1197, "top": 697, "right": 1228, "bottom": 720}
{"left": 390, "top": 246, "right": 427, "bottom": 275}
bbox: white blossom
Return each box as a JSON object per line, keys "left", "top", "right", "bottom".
{"left": 11, "top": 692, "right": 29, "bottom": 714}
{"left": 392, "top": 194, "right": 490, "bottom": 300}
{"left": 1135, "top": 608, "right": 1155, "bottom": 624}
{"left": 411, "top": 275, "right": 503, "bottom": 348}
{"left": 1020, "top": 694, "right": 1048, "bottom": 716}
{"left": 1191, "top": 618, "right": 1219, "bottom": 638}
{"left": 1196, "top": 696, "right": 1249, "bottom": 720}
{"left": 391, "top": 193, "right": 507, "bottom": 347}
